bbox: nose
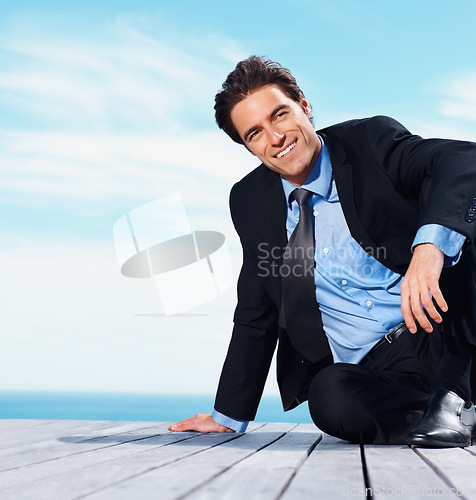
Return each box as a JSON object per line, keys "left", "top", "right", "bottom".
{"left": 269, "top": 127, "right": 285, "bottom": 147}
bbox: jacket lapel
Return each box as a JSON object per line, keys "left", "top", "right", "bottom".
{"left": 322, "top": 132, "right": 399, "bottom": 273}
{"left": 256, "top": 167, "right": 288, "bottom": 249}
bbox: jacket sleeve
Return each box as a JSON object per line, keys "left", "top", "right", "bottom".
{"left": 213, "top": 183, "right": 279, "bottom": 421}
{"left": 362, "top": 116, "right": 476, "bottom": 245}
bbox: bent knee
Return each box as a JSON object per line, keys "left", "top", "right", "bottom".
{"left": 308, "top": 364, "right": 374, "bottom": 440}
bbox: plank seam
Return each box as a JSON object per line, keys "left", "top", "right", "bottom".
{"left": 360, "top": 444, "right": 373, "bottom": 499}
{"left": 275, "top": 432, "right": 323, "bottom": 499}
{"left": 411, "top": 446, "right": 469, "bottom": 500}
{"left": 0, "top": 432, "right": 198, "bottom": 476}
{"left": 72, "top": 432, "right": 247, "bottom": 500}
{"left": 176, "top": 424, "right": 299, "bottom": 500}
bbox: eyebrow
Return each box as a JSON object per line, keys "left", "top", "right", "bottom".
{"left": 243, "top": 104, "right": 290, "bottom": 142}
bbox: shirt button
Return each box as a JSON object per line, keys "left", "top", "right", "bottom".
{"left": 366, "top": 300, "right": 373, "bottom": 307}
{"left": 341, "top": 280, "right": 348, "bottom": 285}
{"left": 323, "top": 248, "right": 329, "bottom": 254}
{"left": 313, "top": 210, "right": 319, "bottom": 216}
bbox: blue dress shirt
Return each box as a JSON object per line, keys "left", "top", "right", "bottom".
{"left": 212, "top": 136, "right": 466, "bottom": 432}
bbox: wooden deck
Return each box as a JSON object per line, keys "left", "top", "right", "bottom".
{"left": 0, "top": 420, "right": 476, "bottom": 499}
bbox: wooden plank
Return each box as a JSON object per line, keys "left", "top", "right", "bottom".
{"left": 364, "top": 445, "right": 453, "bottom": 499}
{"left": 185, "top": 423, "right": 321, "bottom": 500}
{"left": 0, "top": 421, "right": 171, "bottom": 472}
{"left": 0, "top": 427, "right": 244, "bottom": 499}
{"left": 4, "top": 420, "right": 476, "bottom": 500}
{"left": 0, "top": 421, "right": 265, "bottom": 492}
{"left": 0, "top": 420, "right": 63, "bottom": 431}
{"left": 0, "top": 420, "right": 107, "bottom": 445}
{"left": 281, "top": 434, "right": 364, "bottom": 499}
{"left": 0, "top": 420, "right": 126, "bottom": 451}
{"left": 0, "top": 420, "right": 163, "bottom": 451}
{"left": 0, "top": 431, "right": 198, "bottom": 495}
{"left": 58, "top": 421, "right": 171, "bottom": 444}
{"left": 0, "top": 423, "right": 181, "bottom": 490}
{"left": 83, "top": 423, "right": 299, "bottom": 500}
{"left": 413, "top": 446, "right": 476, "bottom": 499}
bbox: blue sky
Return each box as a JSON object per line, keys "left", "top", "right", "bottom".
{"left": 1, "top": 1, "right": 475, "bottom": 395}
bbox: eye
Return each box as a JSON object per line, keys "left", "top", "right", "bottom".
{"left": 248, "top": 130, "right": 261, "bottom": 142}
{"left": 275, "top": 111, "right": 288, "bottom": 121}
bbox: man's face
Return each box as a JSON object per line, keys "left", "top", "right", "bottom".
{"left": 230, "top": 84, "right": 321, "bottom": 187}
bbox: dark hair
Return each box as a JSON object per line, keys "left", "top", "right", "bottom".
{"left": 214, "top": 56, "right": 305, "bottom": 144}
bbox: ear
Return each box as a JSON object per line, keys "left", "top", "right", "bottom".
{"left": 300, "top": 96, "right": 312, "bottom": 117}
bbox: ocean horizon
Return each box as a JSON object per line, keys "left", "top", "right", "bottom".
{"left": 0, "top": 392, "right": 313, "bottom": 424}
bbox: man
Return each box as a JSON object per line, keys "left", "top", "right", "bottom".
{"left": 169, "top": 56, "right": 476, "bottom": 446}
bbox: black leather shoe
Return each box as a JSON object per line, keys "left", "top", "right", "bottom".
{"left": 406, "top": 388, "right": 476, "bottom": 448}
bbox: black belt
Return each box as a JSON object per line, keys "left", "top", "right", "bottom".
{"left": 368, "top": 321, "right": 408, "bottom": 355}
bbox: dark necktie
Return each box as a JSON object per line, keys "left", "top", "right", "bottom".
{"left": 280, "top": 188, "right": 323, "bottom": 362}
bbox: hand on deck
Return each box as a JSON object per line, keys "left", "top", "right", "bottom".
{"left": 168, "top": 413, "right": 234, "bottom": 433}
{"left": 401, "top": 243, "right": 447, "bottom": 334}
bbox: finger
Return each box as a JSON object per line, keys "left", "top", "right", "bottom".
{"left": 410, "top": 289, "right": 432, "bottom": 332}
{"left": 401, "top": 304, "right": 417, "bottom": 334}
{"left": 420, "top": 288, "right": 442, "bottom": 325}
{"left": 400, "top": 283, "right": 418, "bottom": 334}
{"left": 430, "top": 284, "right": 448, "bottom": 314}
{"left": 169, "top": 421, "right": 188, "bottom": 432}
{"left": 411, "top": 306, "right": 432, "bottom": 332}
{"left": 169, "top": 416, "right": 198, "bottom": 432}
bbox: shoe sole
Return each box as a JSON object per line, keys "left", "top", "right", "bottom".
{"left": 407, "top": 437, "right": 471, "bottom": 448}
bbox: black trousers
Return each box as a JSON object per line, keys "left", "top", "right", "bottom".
{"left": 308, "top": 326, "right": 442, "bottom": 445}
{"left": 307, "top": 240, "right": 476, "bottom": 445}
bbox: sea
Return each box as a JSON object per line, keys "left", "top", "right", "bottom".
{"left": 0, "top": 392, "right": 313, "bottom": 424}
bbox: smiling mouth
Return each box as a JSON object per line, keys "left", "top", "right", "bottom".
{"left": 275, "top": 141, "right": 296, "bottom": 158}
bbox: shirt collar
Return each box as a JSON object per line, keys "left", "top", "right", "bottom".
{"left": 281, "top": 135, "right": 333, "bottom": 204}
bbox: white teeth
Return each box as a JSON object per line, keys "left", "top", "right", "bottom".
{"left": 276, "top": 142, "right": 296, "bottom": 158}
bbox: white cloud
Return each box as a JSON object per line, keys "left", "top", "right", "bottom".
{"left": 0, "top": 14, "right": 257, "bottom": 396}
{"left": 0, "top": 128, "right": 255, "bottom": 219}
{"left": 0, "top": 13, "right": 245, "bottom": 129}
{"left": 438, "top": 71, "right": 476, "bottom": 123}
{"left": 0, "top": 15, "right": 257, "bottom": 219}
{"left": 406, "top": 120, "right": 476, "bottom": 143}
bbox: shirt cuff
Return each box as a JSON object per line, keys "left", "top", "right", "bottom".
{"left": 212, "top": 410, "right": 249, "bottom": 432}
{"left": 412, "top": 224, "right": 466, "bottom": 267}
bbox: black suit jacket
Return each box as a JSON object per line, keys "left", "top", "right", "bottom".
{"left": 214, "top": 116, "right": 476, "bottom": 421}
